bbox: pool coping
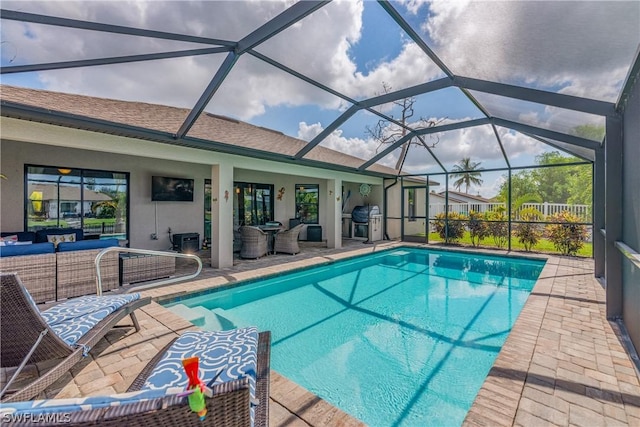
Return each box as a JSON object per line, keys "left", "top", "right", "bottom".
{"left": 48, "top": 241, "right": 638, "bottom": 426}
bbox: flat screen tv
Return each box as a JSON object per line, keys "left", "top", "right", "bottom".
{"left": 151, "top": 176, "right": 194, "bottom": 202}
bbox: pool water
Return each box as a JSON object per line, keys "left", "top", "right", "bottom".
{"left": 165, "top": 248, "right": 545, "bottom": 427}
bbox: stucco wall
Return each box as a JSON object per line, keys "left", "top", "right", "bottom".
{"left": 1, "top": 140, "right": 210, "bottom": 250}
{"left": 621, "top": 71, "right": 640, "bottom": 352}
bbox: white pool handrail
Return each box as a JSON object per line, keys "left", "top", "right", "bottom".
{"left": 94, "top": 247, "right": 203, "bottom": 296}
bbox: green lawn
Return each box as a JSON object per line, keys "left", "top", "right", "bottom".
{"left": 28, "top": 218, "right": 116, "bottom": 228}
{"left": 422, "top": 231, "right": 593, "bottom": 257}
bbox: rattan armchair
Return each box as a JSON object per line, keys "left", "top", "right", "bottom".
{"left": 273, "top": 223, "right": 304, "bottom": 255}
{"left": 0, "top": 273, "right": 150, "bottom": 403}
{"left": 239, "top": 226, "right": 268, "bottom": 259}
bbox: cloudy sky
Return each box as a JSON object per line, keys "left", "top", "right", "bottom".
{"left": 1, "top": 0, "right": 638, "bottom": 196}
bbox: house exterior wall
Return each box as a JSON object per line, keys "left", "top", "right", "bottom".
{"left": 1, "top": 139, "right": 211, "bottom": 251}
{"left": 1, "top": 117, "right": 389, "bottom": 253}
{"left": 621, "top": 72, "right": 640, "bottom": 353}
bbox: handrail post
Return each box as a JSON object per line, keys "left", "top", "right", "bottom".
{"left": 95, "top": 247, "right": 203, "bottom": 296}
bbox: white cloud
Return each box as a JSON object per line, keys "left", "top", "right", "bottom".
{"left": 1, "top": 0, "right": 636, "bottom": 166}
{"left": 421, "top": 1, "right": 639, "bottom": 101}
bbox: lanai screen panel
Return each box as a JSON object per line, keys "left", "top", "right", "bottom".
{"left": 202, "top": 54, "right": 351, "bottom": 140}
{"left": 425, "top": 124, "right": 509, "bottom": 173}
{"left": 469, "top": 91, "right": 606, "bottom": 140}
{"left": 392, "top": 1, "right": 640, "bottom": 102}
{"left": 253, "top": 0, "right": 446, "bottom": 102}
{"left": 402, "top": 88, "right": 486, "bottom": 129}
{"left": 496, "top": 127, "right": 586, "bottom": 168}
{"left": 312, "top": 108, "right": 400, "bottom": 170}
{"left": 0, "top": 0, "right": 290, "bottom": 41}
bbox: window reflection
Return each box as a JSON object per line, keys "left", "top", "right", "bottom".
{"left": 26, "top": 165, "right": 129, "bottom": 241}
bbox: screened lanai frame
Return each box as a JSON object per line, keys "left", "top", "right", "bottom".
{"left": 1, "top": 1, "right": 639, "bottom": 314}
{"left": 395, "top": 159, "right": 594, "bottom": 253}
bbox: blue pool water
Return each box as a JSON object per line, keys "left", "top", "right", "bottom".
{"left": 165, "top": 248, "right": 545, "bottom": 426}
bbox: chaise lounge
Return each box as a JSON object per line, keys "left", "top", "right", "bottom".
{"left": 1, "top": 326, "right": 271, "bottom": 427}
{"left": 0, "top": 273, "right": 151, "bottom": 403}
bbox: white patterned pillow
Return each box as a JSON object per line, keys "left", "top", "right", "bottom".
{"left": 0, "top": 234, "right": 18, "bottom": 245}
{"left": 47, "top": 233, "right": 76, "bottom": 247}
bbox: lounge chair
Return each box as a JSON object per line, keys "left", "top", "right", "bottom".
{"left": 0, "top": 273, "right": 151, "bottom": 403}
{"left": 239, "top": 226, "right": 268, "bottom": 259}
{"left": 273, "top": 223, "right": 304, "bottom": 255}
{"left": 0, "top": 328, "right": 271, "bottom": 427}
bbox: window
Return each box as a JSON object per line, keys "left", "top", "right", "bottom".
{"left": 25, "top": 165, "right": 129, "bottom": 241}
{"left": 233, "top": 182, "right": 274, "bottom": 226}
{"left": 295, "top": 184, "right": 319, "bottom": 224}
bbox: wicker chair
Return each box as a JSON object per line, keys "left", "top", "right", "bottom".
{"left": 0, "top": 331, "right": 271, "bottom": 427}
{"left": 239, "top": 226, "right": 268, "bottom": 259}
{"left": 56, "top": 241, "right": 120, "bottom": 300}
{"left": 273, "top": 223, "right": 304, "bottom": 255}
{"left": 0, "top": 273, "right": 151, "bottom": 403}
{"left": 0, "top": 245, "right": 56, "bottom": 303}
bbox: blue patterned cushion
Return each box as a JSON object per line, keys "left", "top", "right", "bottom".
{"left": 42, "top": 294, "right": 140, "bottom": 347}
{"left": 142, "top": 328, "right": 258, "bottom": 422}
{"left": 0, "top": 387, "right": 181, "bottom": 417}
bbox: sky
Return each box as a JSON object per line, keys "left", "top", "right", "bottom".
{"left": 1, "top": 0, "right": 639, "bottom": 197}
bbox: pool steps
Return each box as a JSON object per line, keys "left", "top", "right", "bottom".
{"left": 167, "top": 304, "right": 248, "bottom": 330}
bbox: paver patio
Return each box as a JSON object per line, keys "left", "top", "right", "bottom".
{"left": 37, "top": 242, "right": 639, "bottom": 426}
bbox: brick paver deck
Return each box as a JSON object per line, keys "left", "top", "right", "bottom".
{"left": 40, "top": 242, "right": 639, "bottom": 426}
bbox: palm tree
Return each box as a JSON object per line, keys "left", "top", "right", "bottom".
{"left": 451, "top": 158, "right": 484, "bottom": 193}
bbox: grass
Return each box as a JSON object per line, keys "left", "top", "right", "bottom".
{"left": 27, "top": 218, "right": 116, "bottom": 228}
{"left": 423, "top": 231, "right": 593, "bottom": 257}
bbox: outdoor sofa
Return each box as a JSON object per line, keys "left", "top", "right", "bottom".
{"left": 0, "top": 229, "right": 120, "bottom": 303}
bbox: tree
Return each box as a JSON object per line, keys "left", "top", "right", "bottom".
{"left": 450, "top": 158, "right": 483, "bottom": 193}
{"left": 366, "top": 82, "right": 445, "bottom": 172}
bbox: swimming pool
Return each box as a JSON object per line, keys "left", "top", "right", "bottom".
{"left": 164, "top": 248, "right": 545, "bottom": 426}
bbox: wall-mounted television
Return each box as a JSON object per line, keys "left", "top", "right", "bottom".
{"left": 151, "top": 176, "right": 194, "bottom": 202}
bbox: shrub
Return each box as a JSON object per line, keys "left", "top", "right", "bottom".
{"left": 467, "top": 211, "right": 489, "bottom": 247}
{"left": 433, "top": 212, "right": 467, "bottom": 243}
{"left": 545, "top": 211, "right": 588, "bottom": 256}
{"left": 486, "top": 209, "right": 508, "bottom": 248}
{"left": 513, "top": 207, "right": 543, "bottom": 252}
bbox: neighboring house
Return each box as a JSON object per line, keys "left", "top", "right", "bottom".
{"left": 0, "top": 85, "right": 427, "bottom": 267}
{"left": 28, "top": 183, "right": 112, "bottom": 219}
{"left": 437, "top": 190, "right": 504, "bottom": 214}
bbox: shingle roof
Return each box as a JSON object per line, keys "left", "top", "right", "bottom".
{"left": 1, "top": 85, "right": 400, "bottom": 177}
{"left": 28, "top": 183, "right": 112, "bottom": 201}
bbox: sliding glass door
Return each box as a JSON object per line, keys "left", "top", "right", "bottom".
{"left": 233, "top": 182, "right": 274, "bottom": 226}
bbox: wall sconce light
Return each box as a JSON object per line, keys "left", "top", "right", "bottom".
{"left": 329, "top": 190, "right": 333, "bottom": 196}
{"left": 277, "top": 187, "right": 285, "bottom": 201}
{"left": 224, "top": 190, "right": 229, "bottom": 201}
{"left": 235, "top": 187, "right": 240, "bottom": 194}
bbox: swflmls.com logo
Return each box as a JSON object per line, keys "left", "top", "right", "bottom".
{"left": 1, "top": 413, "right": 72, "bottom": 423}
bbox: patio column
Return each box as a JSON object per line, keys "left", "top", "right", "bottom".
{"left": 326, "top": 179, "right": 342, "bottom": 249}
{"left": 605, "top": 115, "right": 623, "bottom": 319}
{"left": 210, "top": 163, "right": 234, "bottom": 268}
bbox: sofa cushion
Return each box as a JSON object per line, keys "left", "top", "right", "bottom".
{"left": 35, "top": 228, "right": 83, "bottom": 243}
{"left": 56, "top": 239, "right": 119, "bottom": 252}
{"left": 0, "top": 242, "right": 55, "bottom": 257}
{"left": 1, "top": 231, "right": 36, "bottom": 242}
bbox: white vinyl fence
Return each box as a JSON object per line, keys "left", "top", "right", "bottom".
{"left": 427, "top": 202, "right": 591, "bottom": 222}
